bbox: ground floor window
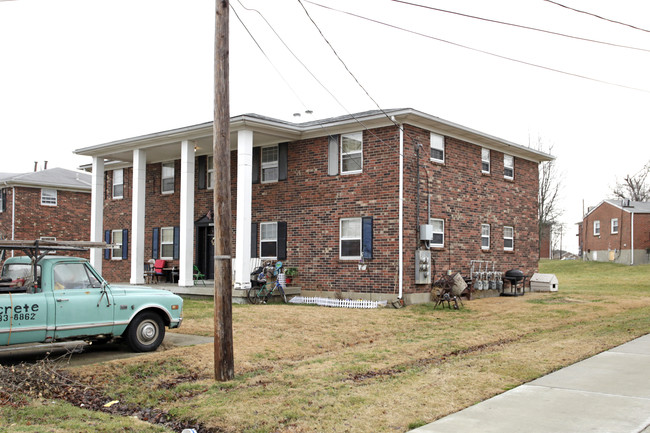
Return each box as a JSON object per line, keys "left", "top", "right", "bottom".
{"left": 340, "top": 218, "right": 361, "bottom": 259}
{"left": 260, "top": 222, "right": 278, "bottom": 258}
{"left": 503, "top": 226, "right": 514, "bottom": 251}
{"left": 160, "top": 227, "right": 175, "bottom": 259}
{"left": 112, "top": 230, "right": 123, "bottom": 260}
{"left": 430, "top": 218, "right": 444, "bottom": 247}
{"left": 481, "top": 224, "right": 490, "bottom": 250}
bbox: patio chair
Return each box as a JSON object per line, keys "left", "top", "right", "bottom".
{"left": 144, "top": 259, "right": 156, "bottom": 284}
{"left": 154, "top": 259, "right": 166, "bottom": 283}
{"left": 193, "top": 265, "right": 206, "bottom": 286}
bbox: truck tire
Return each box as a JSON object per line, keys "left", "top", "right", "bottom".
{"left": 126, "top": 311, "right": 165, "bottom": 352}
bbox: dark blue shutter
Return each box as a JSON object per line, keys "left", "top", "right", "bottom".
{"left": 173, "top": 226, "right": 180, "bottom": 260}
{"left": 152, "top": 227, "right": 160, "bottom": 259}
{"left": 362, "top": 217, "right": 373, "bottom": 259}
{"left": 251, "top": 223, "right": 258, "bottom": 258}
{"left": 104, "top": 230, "right": 111, "bottom": 260}
{"left": 277, "top": 221, "right": 287, "bottom": 260}
{"left": 278, "top": 143, "right": 288, "bottom": 181}
{"left": 122, "top": 229, "right": 128, "bottom": 260}
{"left": 252, "top": 147, "right": 260, "bottom": 184}
{"left": 197, "top": 155, "right": 207, "bottom": 190}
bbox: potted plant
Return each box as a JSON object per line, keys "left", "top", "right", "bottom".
{"left": 284, "top": 267, "right": 298, "bottom": 284}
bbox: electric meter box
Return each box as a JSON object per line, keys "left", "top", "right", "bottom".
{"left": 420, "top": 224, "right": 434, "bottom": 241}
{"left": 415, "top": 249, "right": 432, "bottom": 285}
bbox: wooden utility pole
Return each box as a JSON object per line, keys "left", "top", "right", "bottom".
{"left": 213, "top": 0, "right": 234, "bottom": 382}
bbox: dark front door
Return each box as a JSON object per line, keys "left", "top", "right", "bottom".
{"left": 196, "top": 225, "right": 214, "bottom": 280}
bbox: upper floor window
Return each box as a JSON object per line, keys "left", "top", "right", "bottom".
{"left": 504, "top": 226, "right": 514, "bottom": 251}
{"left": 0, "top": 189, "right": 4, "bottom": 212}
{"left": 504, "top": 155, "right": 514, "bottom": 180}
{"left": 161, "top": 162, "right": 175, "bottom": 194}
{"left": 341, "top": 132, "right": 363, "bottom": 175}
{"left": 482, "top": 148, "right": 490, "bottom": 173}
{"left": 594, "top": 220, "right": 600, "bottom": 236}
{"left": 260, "top": 222, "right": 278, "bottom": 258}
{"left": 41, "top": 188, "right": 57, "bottom": 206}
{"left": 481, "top": 224, "right": 490, "bottom": 250}
{"left": 611, "top": 218, "right": 619, "bottom": 234}
{"left": 111, "top": 230, "right": 123, "bottom": 260}
{"left": 430, "top": 133, "right": 445, "bottom": 163}
{"left": 207, "top": 156, "right": 215, "bottom": 190}
{"left": 113, "top": 169, "right": 124, "bottom": 199}
{"left": 261, "top": 146, "right": 279, "bottom": 183}
{"left": 430, "top": 218, "right": 444, "bottom": 248}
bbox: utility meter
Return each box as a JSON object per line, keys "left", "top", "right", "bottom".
{"left": 415, "top": 249, "right": 432, "bottom": 284}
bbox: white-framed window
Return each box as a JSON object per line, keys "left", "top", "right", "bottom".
{"left": 504, "top": 155, "right": 514, "bottom": 179}
{"left": 207, "top": 156, "right": 215, "bottom": 190}
{"left": 594, "top": 220, "right": 600, "bottom": 236}
{"left": 430, "top": 133, "right": 445, "bottom": 163}
{"left": 260, "top": 222, "right": 278, "bottom": 258}
{"left": 161, "top": 162, "right": 175, "bottom": 194}
{"left": 40, "top": 236, "right": 57, "bottom": 254}
{"left": 41, "top": 188, "right": 57, "bottom": 206}
{"left": 261, "top": 145, "right": 279, "bottom": 183}
{"left": 160, "top": 227, "right": 174, "bottom": 259}
{"left": 503, "top": 226, "right": 514, "bottom": 251}
{"left": 481, "top": 148, "right": 490, "bottom": 173}
{"left": 430, "top": 218, "right": 444, "bottom": 248}
{"left": 611, "top": 218, "right": 619, "bottom": 234}
{"left": 340, "top": 217, "right": 362, "bottom": 259}
{"left": 0, "top": 189, "right": 4, "bottom": 213}
{"left": 111, "top": 230, "right": 123, "bottom": 260}
{"left": 113, "top": 169, "right": 124, "bottom": 199}
{"left": 341, "top": 132, "right": 363, "bottom": 175}
{"left": 481, "top": 224, "right": 490, "bottom": 250}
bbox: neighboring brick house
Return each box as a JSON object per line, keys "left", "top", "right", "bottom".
{"left": 75, "top": 108, "right": 552, "bottom": 304}
{"left": 0, "top": 168, "right": 92, "bottom": 261}
{"left": 580, "top": 199, "right": 650, "bottom": 265}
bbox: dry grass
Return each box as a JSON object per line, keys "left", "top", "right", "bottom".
{"left": 74, "top": 260, "right": 650, "bottom": 432}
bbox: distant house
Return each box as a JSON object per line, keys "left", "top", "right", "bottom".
{"left": 0, "top": 168, "right": 92, "bottom": 260}
{"left": 580, "top": 199, "right": 650, "bottom": 265}
{"left": 75, "top": 108, "right": 553, "bottom": 304}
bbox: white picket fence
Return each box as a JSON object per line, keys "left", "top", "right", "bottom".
{"left": 289, "top": 296, "right": 387, "bottom": 309}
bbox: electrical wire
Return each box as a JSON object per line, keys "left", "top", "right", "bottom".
{"left": 391, "top": 0, "right": 650, "bottom": 53}
{"left": 542, "top": 0, "right": 650, "bottom": 34}
{"left": 302, "top": 0, "right": 650, "bottom": 94}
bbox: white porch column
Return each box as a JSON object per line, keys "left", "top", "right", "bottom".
{"left": 179, "top": 140, "right": 195, "bottom": 287}
{"left": 130, "top": 149, "right": 146, "bottom": 284}
{"left": 90, "top": 157, "right": 105, "bottom": 273}
{"left": 235, "top": 130, "right": 253, "bottom": 289}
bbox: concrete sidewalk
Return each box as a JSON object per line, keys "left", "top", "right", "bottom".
{"left": 411, "top": 334, "right": 650, "bottom": 433}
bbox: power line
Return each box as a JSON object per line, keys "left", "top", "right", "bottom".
{"left": 302, "top": 0, "right": 650, "bottom": 94}
{"left": 542, "top": 0, "right": 650, "bottom": 33}
{"left": 391, "top": 0, "right": 650, "bottom": 53}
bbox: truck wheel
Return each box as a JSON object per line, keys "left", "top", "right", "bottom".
{"left": 126, "top": 312, "right": 165, "bottom": 352}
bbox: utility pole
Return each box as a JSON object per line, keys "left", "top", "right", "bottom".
{"left": 213, "top": 0, "right": 234, "bottom": 382}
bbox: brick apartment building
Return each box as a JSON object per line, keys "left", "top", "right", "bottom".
{"left": 75, "top": 108, "right": 552, "bottom": 304}
{"left": 0, "top": 168, "right": 92, "bottom": 261}
{"left": 579, "top": 199, "right": 650, "bottom": 265}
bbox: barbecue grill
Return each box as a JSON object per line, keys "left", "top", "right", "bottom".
{"left": 501, "top": 268, "right": 527, "bottom": 297}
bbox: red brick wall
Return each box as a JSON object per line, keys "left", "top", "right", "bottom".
{"left": 100, "top": 124, "right": 541, "bottom": 293}
{"left": 0, "top": 186, "right": 90, "bottom": 262}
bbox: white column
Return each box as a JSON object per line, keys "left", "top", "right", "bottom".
{"left": 179, "top": 140, "right": 195, "bottom": 287}
{"left": 235, "top": 130, "right": 253, "bottom": 289}
{"left": 90, "top": 157, "right": 105, "bottom": 273}
{"left": 130, "top": 149, "right": 146, "bottom": 284}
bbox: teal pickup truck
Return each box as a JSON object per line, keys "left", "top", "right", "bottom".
{"left": 0, "top": 254, "right": 183, "bottom": 352}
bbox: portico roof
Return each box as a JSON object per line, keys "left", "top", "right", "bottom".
{"left": 74, "top": 108, "right": 553, "bottom": 168}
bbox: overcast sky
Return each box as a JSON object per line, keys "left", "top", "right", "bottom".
{"left": 1, "top": 0, "right": 649, "bottom": 253}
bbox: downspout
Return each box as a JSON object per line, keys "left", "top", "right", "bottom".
{"left": 631, "top": 212, "right": 634, "bottom": 265}
{"left": 11, "top": 187, "right": 15, "bottom": 257}
{"left": 398, "top": 123, "right": 404, "bottom": 301}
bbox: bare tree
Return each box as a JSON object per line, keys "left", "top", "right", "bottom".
{"left": 536, "top": 139, "right": 563, "bottom": 231}
{"left": 612, "top": 161, "right": 650, "bottom": 202}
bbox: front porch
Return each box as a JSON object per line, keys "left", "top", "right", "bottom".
{"left": 137, "top": 281, "right": 302, "bottom": 304}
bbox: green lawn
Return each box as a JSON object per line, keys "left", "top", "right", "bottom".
{"left": 3, "top": 260, "right": 650, "bottom": 433}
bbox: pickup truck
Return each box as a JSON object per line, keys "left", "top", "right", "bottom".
{"left": 0, "top": 255, "right": 183, "bottom": 352}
